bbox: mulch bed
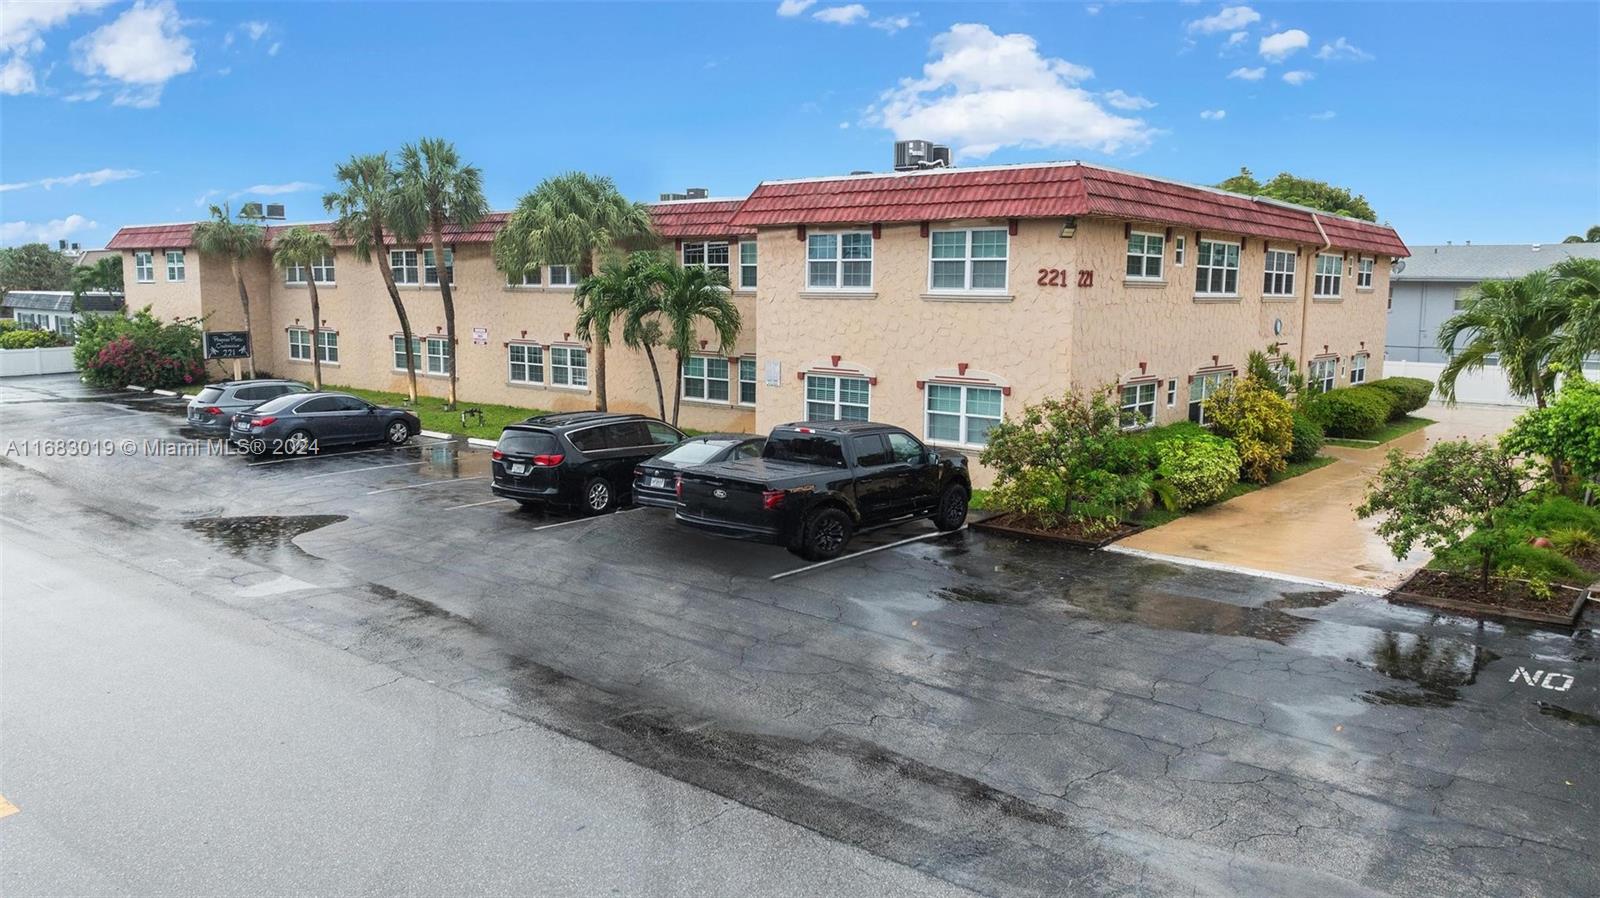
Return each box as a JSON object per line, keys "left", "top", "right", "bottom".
{"left": 1387, "top": 569, "right": 1591, "bottom": 627}
{"left": 970, "top": 513, "right": 1145, "bottom": 549}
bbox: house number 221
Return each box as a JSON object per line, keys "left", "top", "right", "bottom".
{"left": 1038, "top": 268, "right": 1093, "bottom": 287}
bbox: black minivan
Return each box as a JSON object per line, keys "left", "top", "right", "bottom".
{"left": 491, "top": 412, "right": 684, "bottom": 514}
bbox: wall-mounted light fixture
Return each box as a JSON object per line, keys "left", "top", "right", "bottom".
{"left": 1060, "top": 216, "right": 1078, "bottom": 238}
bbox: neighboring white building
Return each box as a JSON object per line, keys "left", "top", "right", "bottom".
{"left": 1, "top": 290, "right": 125, "bottom": 340}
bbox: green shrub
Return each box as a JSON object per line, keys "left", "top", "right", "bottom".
{"left": 1499, "top": 493, "right": 1600, "bottom": 533}
{"left": 1435, "top": 537, "right": 1589, "bottom": 585}
{"left": 1306, "top": 386, "right": 1395, "bottom": 438}
{"left": 1503, "top": 377, "right": 1600, "bottom": 488}
{"left": 1547, "top": 527, "right": 1598, "bottom": 558}
{"left": 0, "top": 328, "right": 66, "bottom": 349}
{"left": 75, "top": 307, "right": 206, "bottom": 390}
{"left": 1202, "top": 377, "right": 1295, "bottom": 483}
{"left": 1366, "top": 377, "right": 1433, "bottom": 419}
{"left": 1151, "top": 435, "right": 1240, "bottom": 511}
{"left": 1289, "top": 412, "right": 1324, "bottom": 463}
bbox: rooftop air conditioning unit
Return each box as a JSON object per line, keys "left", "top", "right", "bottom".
{"left": 659, "top": 192, "right": 687, "bottom": 201}
{"left": 264, "top": 204, "right": 286, "bottom": 220}
{"left": 685, "top": 187, "right": 709, "bottom": 199}
{"left": 893, "top": 139, "right": 951, "bottom": 172}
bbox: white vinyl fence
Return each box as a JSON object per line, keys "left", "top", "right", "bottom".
{"left": 0, "top": 345, "right": 77, "bottom": 377}
{"left": 1381, "top": 358, "right": 1598, "bottom": 407}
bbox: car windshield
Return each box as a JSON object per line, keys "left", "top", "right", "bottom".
{"left": 195, "top": 387, "right": 224, "bottom": 403}
{"left": 657, "top": 440, "right": 735, "bottom": 465}
{"left": 763, "top": 432, "right": 846, "bottom": 468}
{"left": 254, "top": 393, "right": 305, "bottom": 414}
{"left": 498, "top": 429, "right": 558, "bottom": 456}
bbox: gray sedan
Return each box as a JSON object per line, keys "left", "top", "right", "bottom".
{"left": 229, "top": 391, "right": 420, "bottom": 455}
{"left": 185, "top": 379, "right": 308, "bottom": 434}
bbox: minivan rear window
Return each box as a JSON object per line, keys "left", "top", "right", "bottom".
{"left": 498, "top": 430, "right": 558, "bottom": 456}
{"left": 764, "top": 431, "right": 846, "bottom": 468}
{"left": 195, "top": 387, "right": 224, "bottom": 403}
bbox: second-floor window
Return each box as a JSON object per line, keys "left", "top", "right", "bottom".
{"left": 683, "top": 241, "right": 730, "bottom": 283}
{"left": 423, "top": 248, "right": 454, "bottom": 286}
{"left": 1174, "top": 235, "right": 1186, "bottom": 266}
{"left": 739, "top": 241, "right": 757, "bottom": 289}
{"left": 806, "top": 232, "right": 872, "bottom": 290}
{"left": 165, "top": 250, "right": 185, "bottom": 282}
{"left": 1315, "top": 253, "right": 1344, "bottom": 298}
{"left": 390, "top": 250, "right": 419, "bottom": 285}
{"left": 1194, "top": 241, "right": 1239, "bottom": 296}
{"left": 682, "top": 356, "right": 730, "bottom": 401}
{"left": 509, "top": 266, "right": 541, "bottom": 287}
{"left": 1263, "top": 249, "right": 1297, "bottom": 297}
{"left": 548, "top": 265, "right": 576, "bottom": 287}
{"left": 1356, "top": 256, "right": 1375, "bottom": 289}
{"left": 1125, "top": 232, "right": 1163, "bottom": 281}
{"left": 285, "top": 253, "right": 336, "bottom": 284}
{"left": 930, "top": 228, "right": 1008, "bottom": 291}
{"left": 135, "top": 251, "right": 154, "bottom": 282}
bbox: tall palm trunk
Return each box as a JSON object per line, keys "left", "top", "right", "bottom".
{"left": 581, "top": 253, "right": 607, "bottom": 411}
{"left": 641, "top": 342, "right": 666, "bottom": 421}
{"left": 307, "top": 277, "right": 323, "bottom": 391}
{"left": 670, "top": 350, "right": 685, "bottom": 427}
{"left": 373, "top": 224, "right": 419, "bottom": 402}
{"left": 429, "top": 217, "right": 457, "bottom": 409}
{"left": 231, "top": 257, "right": 256, "bottom": 378}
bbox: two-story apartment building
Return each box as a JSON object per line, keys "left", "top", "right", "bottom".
{"left": 107, "top": 160, "right": 1406, "bottom": 481}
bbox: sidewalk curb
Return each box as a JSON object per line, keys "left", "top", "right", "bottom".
{"left": 418, "top": 429, "right": 453, "bottom": 440}
{"left": 467, "top": 437, "right": 497, "bottom": 449}
{"left": 1103, "top": 545, "right": 1390, "bottom": 596}
{"left": 152, "top": 389, "right": 179, "bottom": 397}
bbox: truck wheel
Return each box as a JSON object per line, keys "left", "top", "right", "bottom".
{"left": 582, "top": 477, "right": 615, "bottom": 515}
{"left": 800, "top": 507, "right": 853, "bottom": 561}
{"left": 933, "top": 484, "right": 970, "bottom": 532}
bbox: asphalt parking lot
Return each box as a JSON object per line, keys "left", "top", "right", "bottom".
{"left": 3, "top": 373, "right": 1598, "bottom": 897}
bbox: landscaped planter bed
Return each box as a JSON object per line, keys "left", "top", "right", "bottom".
{"left": 1386, "top": 569, "right": 1592, "bottom": 627}
{"left": 971, "top": 513, "right": 1145, "bottom": 549}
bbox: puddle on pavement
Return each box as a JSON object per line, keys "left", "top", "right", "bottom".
{"left": 1351, "top": 631, "right": 1498, "bottom": 708}
{"left": 1537, "top": 702, "right": 1600, "bottom": 728}
{"left": 183, "top": 514, "right": 347, "bottom": 558}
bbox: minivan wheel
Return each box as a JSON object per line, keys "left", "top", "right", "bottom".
{"left": 582, "top": 477, "right": 615, "bottom": 515}
{"left": 284, "top": 430, "right": 314, "bottom": 456}
{"left": 800, "top": 507, "right": 853, "bottom": 561}
{"left": 386, "top": 420, "right": 411, "bottom": 445}
{"left": 933, "top": 484, "right": 970, "bottom": 532}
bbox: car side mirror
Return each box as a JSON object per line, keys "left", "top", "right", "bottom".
{"left": 922, "top": 450, "right": 937, "bottom": 465}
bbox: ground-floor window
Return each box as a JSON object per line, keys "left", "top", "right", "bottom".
{"left": 1309, "top": 357, "right": 1337, "bottom": 393}
{"left": 509, "top": 343, "right": 543, "bottom": 384}
{"left": 805, "top": 373, "right": 870, "bottom": 421}
{"left": 393, "top": 335, "right": 422, "bottom": 371}
{"left": 1349, "top": 353, "right": 1368, "bottom": 384}
{"left": 738, "top": 357, "right": 757, "bottom": 405}
{"left": 1188, "top": 371, "right": 1233, "bottom": 424}
{"left": 682, "top": 356, "right": 730, "bottom": 401}
{"left": 925, "top": 382, "right": 1002, "bottom": 446}
{"left": 289, "top": 328, "right": 310, "bottom": 360}
{"left": 309, "top": 330, "right": 338, "bottom": 363}
{"left": 550, "top": 345, "right": 588, "bottom": 387}
{"left": 425, "top": 337, "right": 451, "bottom": 375}
{"left": 1119, "top": 381, "right": 1158, "bottom": 429}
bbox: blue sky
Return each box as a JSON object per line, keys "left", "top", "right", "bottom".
{"left": 2, "top": 1, "right": 1596, "bottom": 249}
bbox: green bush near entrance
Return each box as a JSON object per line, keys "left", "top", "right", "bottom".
{"left": 1305, "top": 386, "right": 1395, "bottom": 438}
{"left": 1365, "top": 376, "right": 1434, "bottom": 420}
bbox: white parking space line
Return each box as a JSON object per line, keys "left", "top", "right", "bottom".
{"left": 531, "top": 507, "right": 645, "bottom": 531}
{"left": 299, "top": 460, "right": 428, "bottom": 480}
{"left": 245, "top": 438, "right": 453, "bottom": 467}
{"left": 366, "top": 476, "right": 487, "bottom": 495}
{"left": 445, "top": 497, "right": 512, "bottom": 510}
{"left": 769, "top": 526, "right": 965, "bottom": 581}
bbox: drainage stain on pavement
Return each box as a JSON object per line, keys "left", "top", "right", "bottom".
{"left": 183, "top": 515, "right": 347, "bottom": 558}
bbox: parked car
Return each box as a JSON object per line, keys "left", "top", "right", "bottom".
{"left": 229, "top": 391, "right": 419, "bottom": 455}
{"left": 186, "top": 379, "right": 308, "bottom": 435}
{"left": 491, "top": 412, "right": 684, "bottom": 514}
{"left": 674, "top": 421, "right": 971, "bottom": 560}
{"left": 632, "top": 433, "right": 766, "bottom": 508}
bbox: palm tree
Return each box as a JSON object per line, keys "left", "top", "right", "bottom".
{"left": 1561, "top": 225, "right": 1600, "bottom": 244}
{"left": 272, "top": 227, "right": 334, "bottom": 390}
{"left": 191, "top": 204, "right": 265, "bottom": 377}
{"left": 654, "top": 262, "right": 742, "bottom": 426}
{"left": 394, "top": 138, "right": 487, "bottom": 409}
{"left": 1552, "top": 256, "right": 1600, "bottom": 371}
{"left": 580, "top": 251, "right": 670, "bottom": 419}
{"left": 71, "top": 255, "right": 123, "bottom": 300}
{"left": 1436, "top": 268, "right": 1568, "bottom": 408}
{"left": 493, "top": 172, "right": 655, "bottom": 410}
{"left": 323, "top": 153, "right": 420, "bottom": 403}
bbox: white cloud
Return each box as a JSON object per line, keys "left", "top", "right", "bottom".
{"left": 870, "top": 14, "right": 914, "bottom": 34}
{"left": 72, "top": 0, "right": 194, "bottom": 107}
{"left": 838, "top": 121, "right": 850, "bottom": 129}
{"left": 243, "top": 20, "right": 270, "bottom": 41}
{"left": 871, "top": 23, "right": 1154, "bottom": 158}
{"left": 0, "top": 214, "right": 98, "bottom": 246}
{"left": 1086, "top": 4, "right": 1102, "bottom": 14}
{"left": 1282, "top": 69, "right": 1314, "bottom": 85}
{"left": 1315, "top": 36, "right": 1372, "bottom": 61}
{"left": 0, "top": 167, "right": 144, "bottom": 192}
{"left": 0, "top": 55, "right": 37, "bottom": 94}
{"left": 813, "top": 4, "right": 869, "bottom": 25}
{"left": 776, "top": 0, "right": 815, "bottom": 16}
{"left": 0, "top": 0, "right": 113, "bottom": 96}
{"left": 1258, "top": 29, "right": 1309, "bottom": 61}
{"left": 1226, "top": 31, "right": 1247, "bottom": 46}
{"left": 1199, "top": 109, "right": 1226, "bottom": 120}
{"left": 1103, "top": 89, "right": 1155, "bottom": 111}
{"left": 1309, "top": 110, "right": 1337, "bottom": 121}
{"left": 194, "top": 188, "right": 223, "bottom": 207}
{"left": 232, "top": 181, "right": 318, "bottom": 197}
{"left": 1188, "top": 6, "right": 1260, "bottom": 34}
{"left": 1227, "top": 66, "right": 1265, "bottom": 80}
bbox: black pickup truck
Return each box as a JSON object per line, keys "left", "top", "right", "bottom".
{"left": 673, "top": 421, "right": 972, "bottom": 560}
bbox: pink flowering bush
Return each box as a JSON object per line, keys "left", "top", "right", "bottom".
{"left": 77, "top": 308, "right": 206, "bottom": 390}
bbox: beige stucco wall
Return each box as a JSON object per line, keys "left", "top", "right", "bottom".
{"left": 121, "top": 249, "right": 203, "bottom": 325}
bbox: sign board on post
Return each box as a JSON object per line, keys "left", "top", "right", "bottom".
{"left": 203, "top": 331, "right": 252, "bottom": 360}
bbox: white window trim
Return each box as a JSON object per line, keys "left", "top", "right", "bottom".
{"left": 1356, "top": 256, "right": 1375, "bottom": 291}
{"left": 424, "top": 335, "right": 452, "bottom": 376}
{"left": 927, "top": 227, "right": 1010, "bottom": 294}
{"left": 1173, "top": 235, "right": 1186, "bottom": 267}
{"left": 1350, "top": 352, "right": 1369, "bottom": 384}
{"left": 422, "top": 247, "right": 455, "bottom": 288}
{"left": 391, "top": 335, "right": 423, "bottom": 372}
{"left": 1314, "top": 253, "right": 1344, "bottom": 299}
{"left": 1118, "top": 380, "right": 1159, "bottom": 430}
{"left": 924, "top": 380, "right": 1004, "bottom": 448}
{"left": 1193, "top": 239, "right": 1241, "bottom": 298}
{"left": 547, "top": 264, "right": 578, "bottom": 289}
{"left": 805, "top": 230, "right": 874, "bottom": 292}
{"left": 1308, "top": 357, "right": 1338, "bottom": 393}
{"left": 680, "top": 354, "right": 732, "bottom": 404}
{"left": 737, "top": 241, "right": 757, "bottom": 292}
{"left": 508, "top": 341, "right": 544, "bottom": 385}
{"left": 1188, "top": 370, "right": 1234, "bottom": 425}
{"left": 165, "top": 250, "right": 186, "bottom": 282}
{"left": 803, "top": 372, "right": 872, "bottom": 421}
{"left": 682, "top": 241, "right": 732, "bottom": 287}
{"left": 389, "top": 249, "right": 420, "bottom": 286}
{"left": 1124, "top": 230, "right": 1165, "bottom": 283}
{"left": 507, "top": 267, "right": 543, "bottom": 288}
{"left": 134, "top": 251, "right": 154, "bottom": 283}
{"left": 737, "top": 355, "right": 757, "bottom": 406}
{"left": 547, "top": 344, "right": 590, "bottom": 390}
{"left": 1262, "top": 247, "right": 1298, "bottom": 298}
{"left": 285, "top": 253, "right": 337, "bottom": 286}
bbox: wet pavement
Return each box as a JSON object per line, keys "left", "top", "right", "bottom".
{"left": 1, "top": 374, "right": 1595, "bottom": 897}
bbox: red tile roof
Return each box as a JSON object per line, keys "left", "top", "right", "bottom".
{"left": 647, "top": 199, "right": 752, "bottom": 239}
{"left": 106, "top": 223, "right": 196, "bottom": 250}
{"left": 728, "top": 162, "right": 1408, "bottom": 257}
{"left": 109, "top": 213, "right": 515, "bottom": 252}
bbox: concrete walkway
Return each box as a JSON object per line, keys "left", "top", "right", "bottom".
{"left": 1117, "top": 402, "right": 1526, "bottom": 591}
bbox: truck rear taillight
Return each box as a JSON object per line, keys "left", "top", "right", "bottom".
{"left": 675, "top": 474, "right": 683, "bottom": 498}
{"left": 491, "top": 449, "right": 504, "bottom": 460}
{"left": 249, "top": 416, "right": 276, "bottom": 427}
{"left": 531, "top": 454, "right": 565, "bottom": 466}
{"left": 761, "top": 489, "right": 787, "bottom": 510}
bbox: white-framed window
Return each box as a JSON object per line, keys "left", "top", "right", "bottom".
{"left": 1453, "top": 288, "right": 1472, "bottom": 311}
{"left": 548, "top": 265, "right": 576, "bottom": 287}
{"left": 317, "top": 330, "right": 338, "bottom": 363}
{"left": 423, "top": 247, "right": 454, "bottom": 286}
{"left": 682, "top": 355, "right": 730, "bottom": 401}
{"left": 1173, "top": 235, "right": 1186, "bottom": 266}
{"left": 738, "top": 356, "right": 757, "bottom": 405}
{"left": 288, "top": 329, "right": 310, "bottom": 360}
{"left": 1193, "top": 240, "right": 1239, "bottom": 296}
{"left": 550, "top": 345, "right": 588, "bottom": 387}
{"left": 1269, "top": 359, "right": 1293, "bottom": 390}
{"left": 806, "top": 231, "right": 873, "bottom": 290}
{"left": 134, "top": 251, "right": 154, "bottom": 283}
{"left": 1119, "top": 381, "right": 1158, "bottom": 429}
{"left": 392, "top": 335, "right": 422, "bottom": 370}
{"left": 425, "top": 336, "right": 451, "bottom": 375}
{"left": 1125, "top": 231, "right": 1164, "bottom": 281}
{"left": 925, "top": 382, "right": 1003, "bottom": 446}
{"left": 1188, "top": 370, "right": 1234, "bottom": 424}
{"left": 1263, "top": 248, "right": 1297, "bottom": 297}
{"left": 508, "top": 343, "right": 543, "bottom": 384}
{"left": 929, "top": 228, "right": 1008, "bottom": 292}
{"left": 1166, "top": 379, "right": 1178, "bottom": 407}
{"left": 1314, "top": 253, "right": 1344, "bottom": 298}
{"left": 1309, "top": 357, "right": 1337, "bottom": 393}
{"left": 390, "top": 250, "right": 419, "bottom": 285}
{"left": 165, "top": 250, "right": 185, "bottom": 282}
{"left": 739, "top": 241, "right": 757, "bottom": 290}
{"left": 285, "top": 253, "right": 336, "bottom": 285}
{"left": 509, "top": 266, "right": 542, "bottom": 287}
{"left": 683, "top": 241, "right": 731, "bottom": 284}
{"left": 1350, "top": 353, "right": 1368, "bottom": 384}
{"left": 1356, "top": 256, "right": 1375, "bottom": 290}
{"left": 805, "top": 373, "right": 870, "bottom": 421}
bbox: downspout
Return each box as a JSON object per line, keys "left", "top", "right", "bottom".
{"left": 1299, "top": 212, "right": 1332, "bottom": 366}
